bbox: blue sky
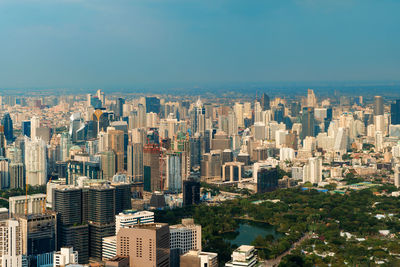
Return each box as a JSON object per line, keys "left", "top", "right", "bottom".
{"left": 0, "top": 0, "right": 399, "bottom": 89}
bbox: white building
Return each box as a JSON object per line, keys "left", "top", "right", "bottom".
{"left": 280, "top": 147, "right": 295, "bottom": 162}
{"left": 115, "top": 210, "right": 154, "bottom": 235}
{"left": 102, "top": 236, "right": 117, "bottom": 261}
{"left": 225, "top": 245, "right": 257, "bottom": 267}
{"left": 25, "top": 137, "right": 47, "bottom": 186}
{"left": 170, "top": 219, "right": 202, "bottom": 265}
{"left": 0, "top": 219, "right": 23, "bottom": 267}
{"left": 180, "top": 250, "right": 218, "bottom": 267}
{"left": 303, "top": 157, "right": 322, "bottom": 184}
{"left": 53, "top": 247, "right": 78, "bottom": 267}
{"left": 394, "top": 164, "right": 400, "bottom": 188}
{"left": 30, "top": 116, "right": 40, "bottom": 140}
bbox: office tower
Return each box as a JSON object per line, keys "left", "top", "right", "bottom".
{"left": 54, "top": 247, "right": 79, "bottom": 266}
{"left": 9, "top": 162, "right": 25, "bottom": 189}
{"left": 300, "top": 107, "right": 315, "bottom": 140}
{"left": 0, "top": 219, "right": 23, "bottom": 267}
{"left": 307, "top": 89, "right": 317, "bottom": 107}
{"left": 143, "top": 144, "right": 160, "bottom": 192}
{"left": 60, "top": 132, "right": 72, "bottom": 161}
{"left": 96, "top": 89, "right": 105, "bottom": 105}
{"left": 113, "top": 183, "right": 132, "bottom": 215}
{"left": 115, "top": 98, "right": 125, "bottom": 119}
{"left": 107, "top": 128, "right": 125, "bottom": 173}
{"left": 22, "top": 120, "right": 31, "bottom": 138}
{"left": 333, "top": 127, "right": 348, "bottom": 154}
{"left": 253, "top": 164, "right": 278, "bottom": 193}
{"left": 165, "top": 152, "right": 182, "bottom": 193}
{"left": 101, "top": 151, "right": 116, "bottom": 181}
{"left": 2, "top": 113, "right": 13, "bottom": 143}
{"left": 53, "top": 187, "right": 89, "bottom": 263}
{"left": 234, "top": 103, "right": 244, "bottom": 128}
{"left": 117, "top": 223, "right": 170, "bottom": 267}
{"left": 200, "top": 151, "right": 222, "bottom": 180}
{"left": 25, "top": 137, "right": 47, "bottom": 186}
{"left": 0, "top": 157, "right": 8, "bottom": 189}
{"left": 391, "top": 100, "right": 400, "bottom": 125}
{"left": 0, "top": 127, "right": 5, "bottom": 158}
{"left": 69, "top": 113, "right": 83, "bottom": 143}
{"left": 170, "top": 218, "right": 202, "bottom": 267}
{"left": 145, "top": 112, "right": 159, "bottom": 127}
{"left": 225, "top": 245, "right": 257, "bottom": 267}
{"left": 303, "top": 157, "right": 322, "bottom": 184}
{"left": 261, "top": 93, "right": 270, "bottom": 111}
{"left": 183, "top": 179, "right": 200, "bottom": 206}
{"left": 9, "top": 194, "right": 46, "bottom": 217}
{"left": 145, "top": 96, "right": 161, "bottom": 114}
{"left": 180, "top": 250, "right": 218, "bottom": 267}
{"left": 127, "top": 143, "right": 143, "bottom": 183}
{"left": 211, "top": 131, "right": 231, "bottom": 150}
{"left": 30, "top": 116, "right": 40, "bottom": 140}
{"left": 190, "top": 99, "right": 206, "bottom": 135}
{"left": 374, "top": 96, "right": 384, "bottom": 116}
{"left": 17, "top": 212, "right": 57, "bottom": 261}
{"left": 88, "top": 186, "right": 116, "bottom": 260}
{"left": 273, "top": 104, "right": 285, "bottom": 123}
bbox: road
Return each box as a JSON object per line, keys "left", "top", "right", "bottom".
{"left": 263, "top": 233, "right": 311, "bottom": 267}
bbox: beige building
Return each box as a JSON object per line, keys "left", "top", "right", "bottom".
{"left": 9, "top": 194, "right": 46, "bottom": 217}
{"left": 117, "top": 223, "right": 170, "bottom": 267}
{"left": 180, "top": 250, "right": 218, "bottom": 267}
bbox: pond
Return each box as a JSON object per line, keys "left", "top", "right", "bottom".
{"left": 223, "top": 219, "right": 282, "bottom": 246}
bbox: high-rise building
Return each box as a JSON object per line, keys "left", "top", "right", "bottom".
{"left": 2, "top": 113, "right": 13, "bottom": 143}
{"left": 394, "top": 164, "right": 400, "bottom": 188}
{"left": 25, "top": 137, "right": 47, "bottom": 186}
{"left": 303, "top": 157, "right": 322, "bottom": 184}
{"left": 145, "top": 97, "right": 161, "bottom": 114}
{"left": 300, "top": 107, "right": 315, "bottom": 140}
{"left": 170, "top": 218, "right": 202, "bottom": 267}
{"left": 53, "top": 187, "right": 89, "bottom": 263}
{"left": 307, "top": 89, "right": 317, "bottom": 108}
{"left": 127, "top": 143, "right": 143, "bottom": 183}
{"left": 115, "top": 98, "right": 125, "bottom": 119}
{"left": 0, "top": 219, "right": 23, "bottom": 267}
{"left": 0, "top": 157, "right": 9, "bottom": 189}
{"left": 374, "top": 96, "right": 384, "bottom": 116}
{"left": 17, "top": 212, "right": 57, "bottom": 262}
{"left": 107, "top": 128, "right": 125, "bottom": 173}
{"left": 117, "top": 223, "right": 170, "bottom": 267}
{"left": 143, "top": 144, "right": 160, "bottom": 192}
{"left": 21, "top": 120, "right": 31, "bottom": 138}
{"left": 100, "top": 151, "right": 116, "bottom": 181}
{"left": 9, "top": 162, "right": 25, "bottom": 189}
{"left": 391, "top": 99, "right": 400, "bottom": 125}
{"left": 30, "top": 116, "right": 40, "bottom": 140}
{"left": 183, "top": 179, "right": 200, "bottom": 206}
{"left": 191, "top": 99, "right": 206, "bottom": 135}
{"left": 9, "top": 194, "right": 46, "bottom": 217}
{"left": 261, "top": 93, "right": 270, "bottom": 111}
{"left": 88, "top": 186, "right": 116, "bottom": 260}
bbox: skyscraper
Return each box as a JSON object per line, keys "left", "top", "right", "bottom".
{"left": 391, "top": 99, "right": 400, "bottom": 125}
{"left": 261, "top": 93, "right": 270, "bottom": 110}
{"left": 2, "top": 113, "right": 13, "bottom": 143}
{"left": 30, "top": 116, "right": 40, "bottom": 140}
{"left": 21, "top": 120, "right": 31, "bottom": 138}
{"left": 300, "top": 107, "right": 315, "bottom": 140}
{"left": 127, "top": 143, "right": 143, "bottom": 183}
{"left": 190, "top": 99, "right": 206, "bottom": 135}
{"left": 143, "top": 144, "right": 160, "bottom": 192}
{"left": 53, "top": 187, "right": 89, "bottom": 263}
{"left": 0, "top": 219, "right": 23, "bottom": 267}
{"left": 145, "top": 96, "right": 161, "bottom": 114}
{"left": 183, "top": 179, "right": 200, "bottom": 206}
{"left": 374, "top": 96, "right": 384, "bottom": 116}
{"left": 25, "top": 137, "right": 47, "bottom": 186}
